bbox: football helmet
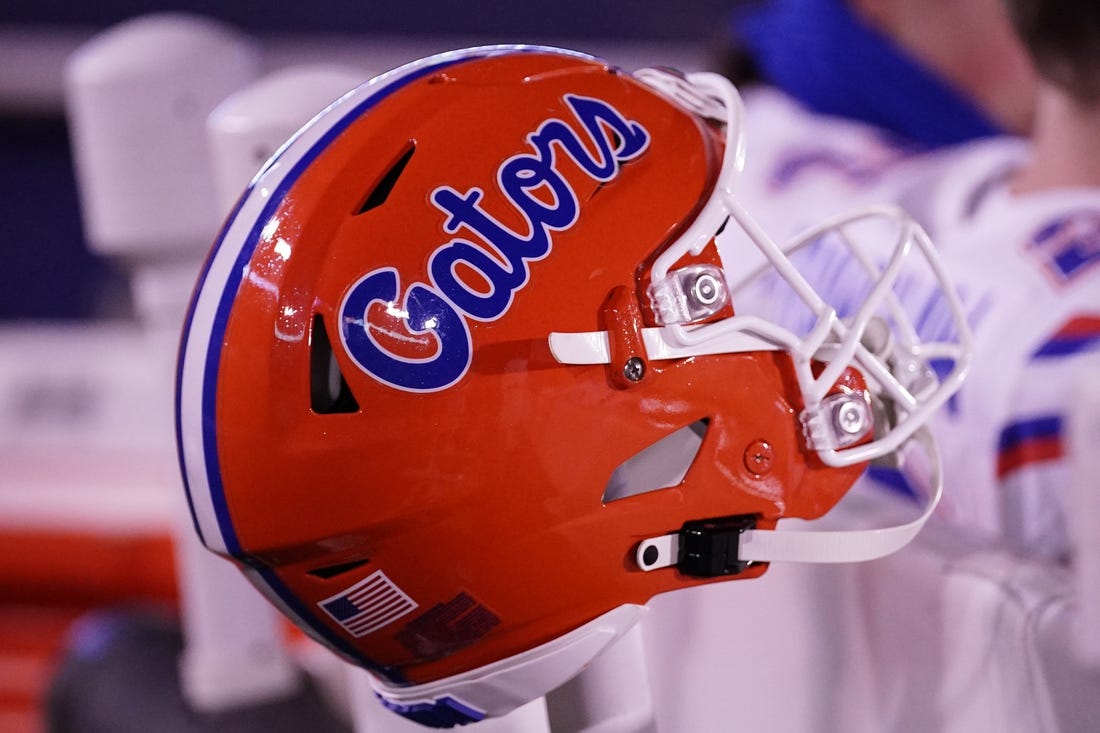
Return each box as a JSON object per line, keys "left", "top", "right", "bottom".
{"left": 176, "top": 46, "right": 970, "bottom": 727}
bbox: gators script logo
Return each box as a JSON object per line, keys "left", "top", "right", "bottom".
{"left": 339, "top": 94, "right": 650, "bottom": 392}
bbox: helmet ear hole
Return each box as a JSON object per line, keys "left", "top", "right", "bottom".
{"left": 602, "top": 418, "right": 709, "bottom": 503}
{"left": 310, "top": 314, "right": 360, "bottom": 414}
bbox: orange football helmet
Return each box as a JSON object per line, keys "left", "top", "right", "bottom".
{"left": 176, "top": 46, "right": 969, "bottom": 726}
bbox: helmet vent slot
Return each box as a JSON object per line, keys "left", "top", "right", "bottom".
{"left": 307, "top": 558, "right": 370, "bottom": 579}
{"left": 602, "top": 418, "right": 709, "bottom": 503}
{"left": 310, "top": 314, "right": 360, "bottom": 414}
{"left": 356, "top": 141, "right": 415, "bottom": 215}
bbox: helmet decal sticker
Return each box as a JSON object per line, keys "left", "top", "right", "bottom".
{"left": 317, "top": 569, "right": 419, "bottom": 638}
{"left": 1027, "top": 210, "right": 1100, "bottom": 285}
{"left": 339, "top": 94, "right": 650, "bottom": 392}
{"left": 394, "top": 592, "right": 501, "bottom": 660}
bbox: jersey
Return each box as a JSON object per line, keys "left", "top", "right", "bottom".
{"left": 732, "top": 92, "right": 1100, "bottom": 560}
{"left": 897, "top": 140, "right": 1100, "bottom": 560}
{"left": 735, "top": 85, "right": 919, "bottom": 241}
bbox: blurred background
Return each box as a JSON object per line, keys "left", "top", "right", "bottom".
{"left": 5, "top": 2, "right": 1099, "bottom": 732}
{"left": 0, "top": 0, "right": 733, "bottom": 321}
{"left": 0, "top": 4, "right": 730, "bottom": 732}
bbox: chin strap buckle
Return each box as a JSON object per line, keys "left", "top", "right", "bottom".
{"left": 636, "top": 515, "right": 757, "bottom": 577}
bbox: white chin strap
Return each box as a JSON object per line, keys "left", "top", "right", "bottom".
{"left": 634, "top": 427, "right": 942, "bottom": 573}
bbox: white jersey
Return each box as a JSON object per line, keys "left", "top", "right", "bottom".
{"left": 733, "top": 91, "right": 1100, "bottom": 560}
{"left": 896, "top": 140, "right": 1100, "bottom": 560}
{"left": 736, "top": 85, "right": 918, "bottom": 240}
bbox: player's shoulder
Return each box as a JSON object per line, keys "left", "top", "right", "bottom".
{"left": 883, "top": 136, "right": 1029, "bottom": 237}
{"left": 740, "top": 85, "right": 913, "bottom": 193}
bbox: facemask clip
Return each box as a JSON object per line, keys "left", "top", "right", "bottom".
{"left": 801, "top": 391, "right": 874, "bottom": 452}
{"left": 648, "top": 264, "right": 730, "bottom": 325}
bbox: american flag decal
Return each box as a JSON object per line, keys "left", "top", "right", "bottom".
{"left": 318, "top": 570, "right": 418, "bottom": 638}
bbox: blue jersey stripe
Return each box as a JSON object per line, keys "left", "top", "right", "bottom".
{"left": 1033, "top": 331, "right": 1100, "bottom": 359}
{"left": 997, "top": 415, "right": 1063, "bottom": 453}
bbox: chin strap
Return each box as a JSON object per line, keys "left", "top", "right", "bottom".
{"left": 635, "top": 428, "right": 942, "bottom": 575}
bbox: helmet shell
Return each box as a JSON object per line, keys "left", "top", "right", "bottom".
{"left": 178, "top": 46, "right": 863, "bottom": 687}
